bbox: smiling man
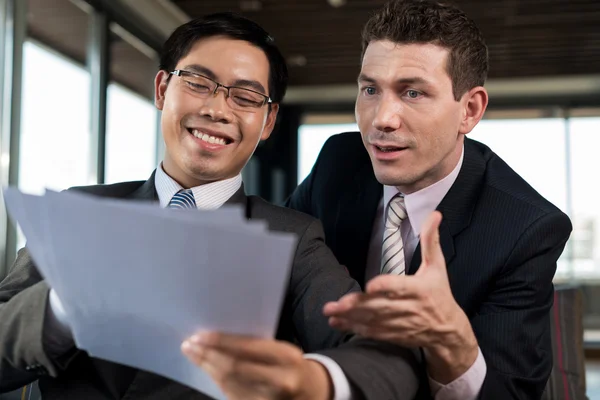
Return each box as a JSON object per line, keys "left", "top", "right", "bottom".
{"left": 286, "top": 1, "right": 572, "bottom": 399}
{"left": 0, "top": 13, "right": 421, "bottom": 400}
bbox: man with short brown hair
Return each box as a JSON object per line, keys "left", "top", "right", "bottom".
{"left": 287, "top": 1, "right": 572, "bottom": 399}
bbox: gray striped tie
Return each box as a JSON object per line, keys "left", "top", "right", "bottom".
{"left": 381, "top": 194, "right": 407, "bottom": 275}
{"left": 167, "top": 189, "right": 197, "bottom": 209}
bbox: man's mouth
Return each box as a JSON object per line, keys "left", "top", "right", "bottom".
{"left": 187, "top": 128, "right": 232, "bottom": 145}
{"left": 375, "top": 145, "right": 407, "bottom": 152}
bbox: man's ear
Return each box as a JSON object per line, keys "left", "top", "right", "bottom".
{"left": 155, "top": 70, "right": 170, "bottom": 110}
{"left": 459, "top": 86, "right": 488, "bottom": 135}
{"left": 260, "top": 103, "right": 280, "bottom": 141}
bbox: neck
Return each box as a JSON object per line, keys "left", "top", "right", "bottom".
{"left": 161, "top": 159, "right": 226, "bottom": 189}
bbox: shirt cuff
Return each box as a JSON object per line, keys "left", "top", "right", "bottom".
{"left": 428, "top": 347, "right": 486, "bottom": 400}
{"left": 304, "top": 353, "right": 353, "bottom": 400}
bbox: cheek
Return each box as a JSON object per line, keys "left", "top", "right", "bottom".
{"left": 164, "top": 91, "right": 194, "bottom": 122}
{"left": 241, "top": 115, "right": 267, "bottom": 141}
{"left": 355, "top": 100, "right": 371, "bottom": 127}
{"left": 416, "top": 109, "right": 457, "bottom": 143}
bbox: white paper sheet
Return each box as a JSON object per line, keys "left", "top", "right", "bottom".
{"left": 2, "top": 186, "right": 297, "bottom": 400}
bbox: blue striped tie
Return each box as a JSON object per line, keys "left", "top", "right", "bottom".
{"left": 167, "top": 189, "right": 196, "bottom": 210}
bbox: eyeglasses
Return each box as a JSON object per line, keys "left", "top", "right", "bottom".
{"left": 170, "top": 70, "right": 272, "bottom": 110}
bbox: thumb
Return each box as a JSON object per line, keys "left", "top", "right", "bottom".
{"left": 417, "top": 211, "right": 445, "bottom": 274}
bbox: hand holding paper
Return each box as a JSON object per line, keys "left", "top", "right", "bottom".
{"left": 3, "top": 187, "right": 297, "bottom": 400}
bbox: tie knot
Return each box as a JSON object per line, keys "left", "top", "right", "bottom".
{"left": 385, "top": 195, "right": 407, "bottom": 228}
{"left": 167, "top": 189, "right": 196, "bottom": 210}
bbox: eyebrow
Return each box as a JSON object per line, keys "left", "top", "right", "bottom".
{"left": 357, "top": 73, "right": 431, "bottom": 87}
{"left": 182, "top": 64, "right": 268, "bottom": 95}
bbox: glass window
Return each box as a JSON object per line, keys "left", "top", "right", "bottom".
{"left": 469, "top": 118, "right": 568, "bottom": 214}
{"left": 105, "top": 24, "right": 159, "bottom": 183}
{"left": 17, "top": 41, "right": 92, "bottom": 249}
{"left": 569, "top": 117, "right": 600, "bottom": 279}
{"left": 19, "top": 41, "right": 93, "bottom": 193}
{"left": 105, "top": 83, "right": 157, "bottom": 183}
{"left": 298, "top": 122, "right": 358, "bottom": 183}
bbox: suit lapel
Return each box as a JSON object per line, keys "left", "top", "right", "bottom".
{"left": 408, "top": 219, "right": 455, "bottom": 275}
{"left": 335, "top": 163, "right": 382, "bottom": 287}
{"left": 225, "top": 185, "right": 248, "bottom": 206}
{"left": 408, "top": 139, "right": 486, "bottom": 275}
{"left": 128, "top": 171, "right": 159, "bottom": 201}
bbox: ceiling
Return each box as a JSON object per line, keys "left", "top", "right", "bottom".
{"left": 26, "top": 0, "right": 600, "bottom": 103}
{"left": 170, "top": 0, "right": 600, "bottom": 87}
{"left": 28, "top": 0, "right": 158, "bottom": 100}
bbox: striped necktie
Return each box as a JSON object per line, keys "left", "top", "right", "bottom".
{"left": 381, "top": 194, "right": 407, "bottom": 275}
{"left": 167, "top": 189, "right": 196, "bottom": 210}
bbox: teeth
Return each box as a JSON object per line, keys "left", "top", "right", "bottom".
{"left": 192, "top": 130, "right": 227, "bottom": 145}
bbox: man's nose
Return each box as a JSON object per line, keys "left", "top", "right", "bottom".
{"left": 199, "top": 88, "right": 234, "bottom": 123}
{"left": 372, "top": 93, "right": 403, "bottom": 132}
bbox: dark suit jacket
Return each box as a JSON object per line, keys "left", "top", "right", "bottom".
{"left": 286, "top": 132, "right": 573, "bottom": 400}
{"left": 0, "top": 173, "right": 421, "bottom": 400}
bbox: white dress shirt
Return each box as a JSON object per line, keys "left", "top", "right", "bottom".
{"left": 49, "top": 164, "right": 353, "bottom": 400}
{"left": 365, "top": 147, "right": 487, "bottom": 400}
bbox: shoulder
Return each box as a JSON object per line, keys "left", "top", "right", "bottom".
{"left": 468, "top": 139, "right": 571, "bottom": 231}
{"left": 248, "top": 195, "right": 321, "bottom": 235}
{"left": 319, "top": 131, "right": 368, "bottom": 164}
{"left": 308, "top": 131, "right": 371, "bottom": 188}
{"left": 68, "top": 180, "right": 147, "bottom": 199}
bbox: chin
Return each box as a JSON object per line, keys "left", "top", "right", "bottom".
{"left": 374, "top": 169, "right": 417, "bottom": 188}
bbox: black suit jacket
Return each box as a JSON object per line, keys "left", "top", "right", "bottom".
{"left": 0, "top": 173, "right": 421, "bottom": 400}
{"left": 286, "top": 132, "right": 573, "bottom": 400}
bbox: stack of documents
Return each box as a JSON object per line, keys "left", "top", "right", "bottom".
{"left": 3, "top": 187, "right": 298, "bottom": 400}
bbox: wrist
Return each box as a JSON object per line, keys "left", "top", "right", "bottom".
{"left": 300, "top": 360, "right": 333, "bottom": 400}
{"left": 425, "top": 312, "right": 478, "bottom": 384}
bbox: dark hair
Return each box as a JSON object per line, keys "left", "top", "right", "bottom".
{"left": 159, "top": 12, "right": 288, "bottom": 103}
{"left": 361, "top": 0, "right": 488, "bottom": 100}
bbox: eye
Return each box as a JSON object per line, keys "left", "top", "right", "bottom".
{"left": 186, "top": 81, "right": 210, "bottom": 91}
{"left": 233, "top": 96, "right": 262, "bottom": 107}
{"left": 365, "top": 87, "right": 377, "bottom": 96}
{"left": 405, "top": 89, "right": 421, "bottom": 99}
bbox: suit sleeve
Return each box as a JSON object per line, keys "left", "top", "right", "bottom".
{"left": 473, "top": 211, "right": 572, "bottom": 400}
{"left": 288, "top": 219, "right": 359, "bottom": 352}
{"left": 0, "top": 248, "right": 77, "bottom": 392}
{"left": 318, "top": 337, "right": 424, "bottom": 400}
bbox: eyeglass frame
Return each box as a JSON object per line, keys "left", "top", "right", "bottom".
{"left": 169, "top": 69, "right": 273, "bottom": 108}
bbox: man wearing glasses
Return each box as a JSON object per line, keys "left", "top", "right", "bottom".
{"left": 0, "top": 12, "right": 422, "bottom": 400}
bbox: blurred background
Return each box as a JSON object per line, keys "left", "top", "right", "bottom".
{"left": 0, "top": 0, "right": 599, "bottom": 397}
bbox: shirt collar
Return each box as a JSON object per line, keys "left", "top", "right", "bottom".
{"left": 383, "top": 145, "right": 464, "bottom": 236}
{"left": 154, "top": 163, "right": 243, "bottom": 210}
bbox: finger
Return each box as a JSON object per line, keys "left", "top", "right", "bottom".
{"left": 329, "top": 319, "right": 408, "bottom": 341}
{"left": 365, "top": 274, "right": 418, "bottom": 298}
{"left": 324, "top": 292, "right": 396, "bottom": 321}
{"left": 186, "top": 332, "right": 300, "bottom": 365}
{"left": 328, "top": 300, "right": 418, "bottom": 331}
{"left": 330, "top": 315, "right": 423, "bottom": 345}
{"left": 183, "top": 339, "right": 304, "bottom": 400}
{"left": 323, "top": 292, "right": 366, "bottom": 316}
{"left": 182, "top": 341, "right": 277, "bottom": 395}
{"left": 329, "top": 299, "right": 418, "bottom": 327}
{"left": 182, "top": 339, "right": 220, "bottom": 372}
{"left": 419, "top": 211, "right": 444, "bottom": 268}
